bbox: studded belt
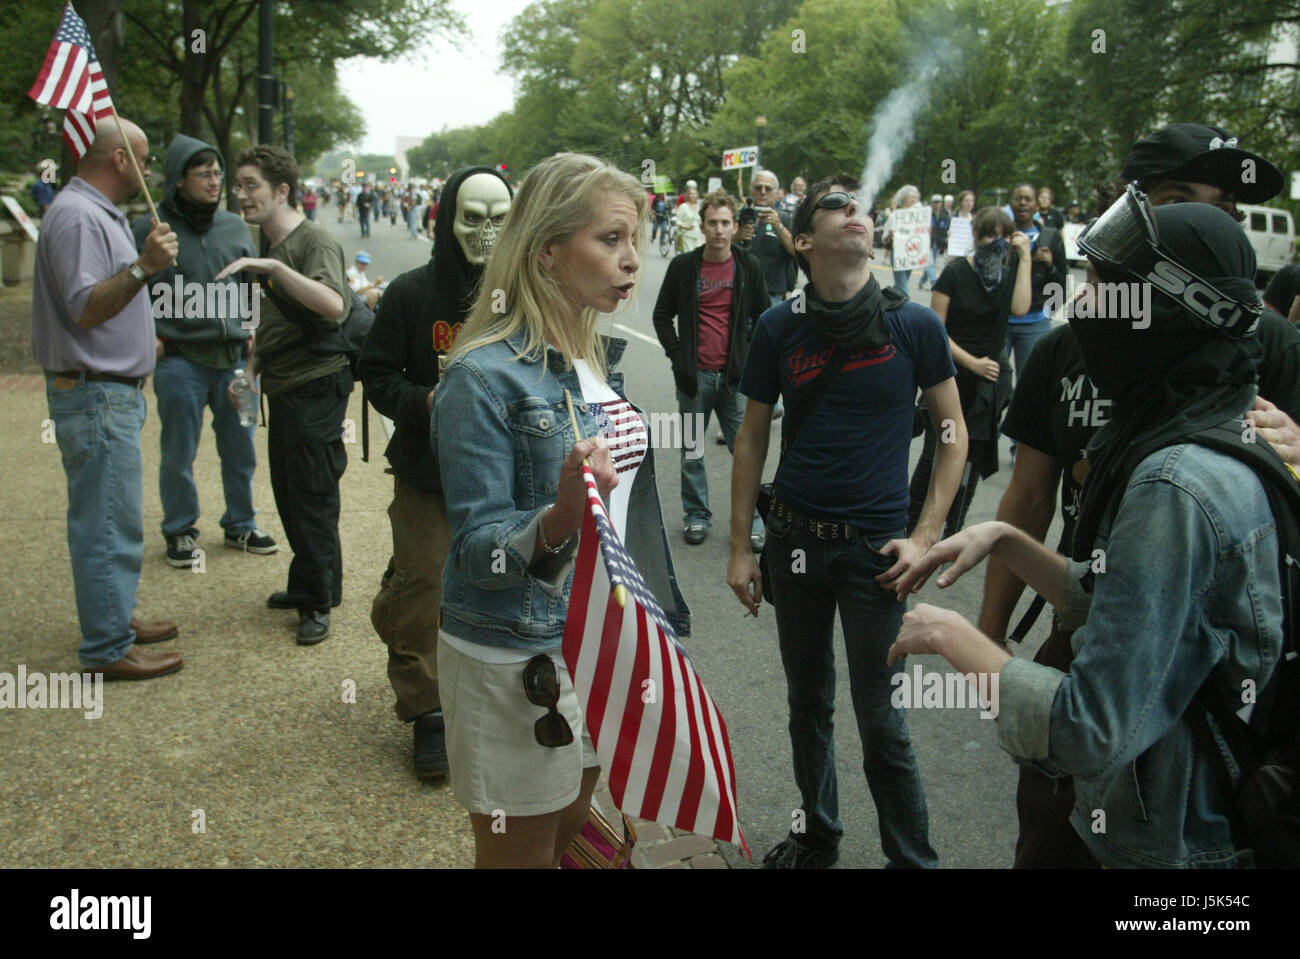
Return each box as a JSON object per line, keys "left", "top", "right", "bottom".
{"left": 768, "top": 496, "right": 866, "bottom": 541}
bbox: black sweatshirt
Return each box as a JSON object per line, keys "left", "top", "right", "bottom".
{"left": 358, "top": 260, "right": 448, "bottom": 491}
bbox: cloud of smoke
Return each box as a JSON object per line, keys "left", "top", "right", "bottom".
{"left": 859, "top": 39, "right": 960, "bottom": 210}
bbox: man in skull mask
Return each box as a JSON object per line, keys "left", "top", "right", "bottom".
{"left": 359, "top": 166, "right": 512, "bottom": 779}
{"left": 891, "top": 197, "right": 1287, "bottom": 868}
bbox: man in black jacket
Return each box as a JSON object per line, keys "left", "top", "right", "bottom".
{"left": 358, "top": 165, "right": 511, "bottom": 779}
{"left": 653, "top": 191, "right": 768, "bottom": 547}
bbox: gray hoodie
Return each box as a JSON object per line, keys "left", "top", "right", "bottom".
{"left": 131, "top": 134, "right": 256, "bottom": 344}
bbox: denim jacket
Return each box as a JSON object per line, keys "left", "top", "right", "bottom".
{"left": 997, "top": 443, "right": 1284, "bottom": 868}
{"left": 431, "top": 331, "right": 690, "bottom": 651}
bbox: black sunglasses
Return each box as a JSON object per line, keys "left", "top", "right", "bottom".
{"left": 812, "top": 191, "right": 858, "bottom": 213}
{"left": 523, "top": 655, "right": 574, "bottom": 748}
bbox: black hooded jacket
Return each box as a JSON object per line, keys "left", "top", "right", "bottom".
{"left": 358, "top": 166, "right": 511, "bottom": 491}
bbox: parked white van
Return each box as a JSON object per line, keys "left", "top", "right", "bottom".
{"left": 1239, "top": 204, "right": 1296, "bottom": 286}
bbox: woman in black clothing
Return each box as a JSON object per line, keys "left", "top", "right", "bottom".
{"left": 907, "top": 207, "right": 1032, "bottom": 537}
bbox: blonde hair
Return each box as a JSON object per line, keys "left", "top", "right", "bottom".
{"left": 451, "top": 153, "right": 648, "bottom": 379}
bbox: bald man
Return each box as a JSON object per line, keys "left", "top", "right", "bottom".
{"left": 33, "top": 116, "right": 185, "bottom": 680}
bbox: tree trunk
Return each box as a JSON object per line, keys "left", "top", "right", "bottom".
{"left": 180, "top": 0, "right": 206, "bottom": 137}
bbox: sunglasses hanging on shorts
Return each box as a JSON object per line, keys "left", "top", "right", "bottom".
{"left": 523, "top": 655, "right": 575, "bottom": 748}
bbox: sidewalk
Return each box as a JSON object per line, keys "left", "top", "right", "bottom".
{"left": 0, "top": 366, "right": 733, "bottom": 869}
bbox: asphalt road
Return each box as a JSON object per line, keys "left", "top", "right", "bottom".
{"left": 325, "top": 206, "right": 1074, "bottom": 869}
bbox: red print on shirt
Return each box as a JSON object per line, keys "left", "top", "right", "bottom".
{"left": 788, "top": 343, "right": 895, "bottom": 385}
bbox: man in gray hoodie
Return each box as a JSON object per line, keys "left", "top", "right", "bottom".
{"left": 132, "top": 135, "right": 277, "bottom": 569}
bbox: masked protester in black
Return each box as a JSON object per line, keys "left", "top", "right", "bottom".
{"left": 359, "top": 165, "right": 513, "bottom": 780}
{"left": 887, "top": 200, "right": 1286, "bottom": 867}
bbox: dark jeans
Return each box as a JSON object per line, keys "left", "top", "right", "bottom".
{"left": 359, "top": 210, "right": 371, "bottom": 237}
{"left": 267, "top": 367, "right": 352, "bottom": 613}
{"left": 767, "top": 512, "right": 939, "bottom": 867}
{"left": 1014, "top": 620, "right": 1101, "bottom": 869}
{"left": 906, "top": 419, "right": 979, "bottom": 539}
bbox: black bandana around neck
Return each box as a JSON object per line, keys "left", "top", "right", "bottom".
{"left": 803, "top": 274, "right": 907, "bottom": 350}
{"left": 166, "top": 190, "right": 217, "bottom": 234}
{"left": 1068, "top": 202, "right": 1262, "bottom": 570}
{"left": 972, "top": 237, "right": 1009, "bottom": 293}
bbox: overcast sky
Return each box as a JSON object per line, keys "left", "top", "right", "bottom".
{"left": 337, "top": 0, "right": 536, "bottom": 156}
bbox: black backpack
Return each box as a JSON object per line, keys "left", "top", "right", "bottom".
{"left": 1183, "top": 420, "right": 1300, "bottom": 867}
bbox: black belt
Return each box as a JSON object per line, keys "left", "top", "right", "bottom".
{"left": 769, "top": 496, "right": 868, "bottom": 541}
{"left": 46, "top": 369, "right": 147, "bottom": 389}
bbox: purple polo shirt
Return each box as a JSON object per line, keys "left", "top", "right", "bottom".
{"left": 32, "top": 177, "right": 154, "bottom": 377}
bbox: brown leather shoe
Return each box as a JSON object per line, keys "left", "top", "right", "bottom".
{"left": 130, "top": 615, "right": 178, "bottom": 644}
{"left": 88, "top": 646, "right": 184, "bottom": 681}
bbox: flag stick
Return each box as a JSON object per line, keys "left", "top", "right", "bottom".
{"left": 563, "top": 389, "right": 586, "bottom": 443}
{"left": 108, "top": 105, "right": 160, "bottom": 223}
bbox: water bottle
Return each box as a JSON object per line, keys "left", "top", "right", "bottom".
{"left": 232, "top": 368, "right": 257, "bottom": 428}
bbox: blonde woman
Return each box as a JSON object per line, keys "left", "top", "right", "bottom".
{"left": 674, "top": 183, "right": 704, "bottom": 252}
{"left": 432, "top": 153, "right": 690, "bottom": 869}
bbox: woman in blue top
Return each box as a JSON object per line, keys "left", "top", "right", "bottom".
{"left": 433, "top": 153, "right": 689, "bottom": 868}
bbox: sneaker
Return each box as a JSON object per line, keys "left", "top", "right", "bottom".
{"left": 297, "top": 611, "right": 329, "bottom": 645}
{"left": 413, "top": 711, "right": 450, "bottom": 780}
{"left": 166, "top": 533, "right": 200, "bottom": 569}
{"left": 684, "top": 524, "right": 708, "bottom": 545}
{"left": 716, "top": 430, "right": 726, "bottom": 445}
{"left": 762, "top": 835, "right": 839, "bottom": 869}
{"left": 225, "top": 527, "right": 279, "bottom": 554}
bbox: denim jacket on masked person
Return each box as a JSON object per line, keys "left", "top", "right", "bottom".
{"left": 997, "top": 201, "right": 1285, "bottom": 868}
{"left": 432, "top": 331, "right": 690, "bottom": 650}
{"left": 997, "top": 442, "right": 1283, "bottom": 867}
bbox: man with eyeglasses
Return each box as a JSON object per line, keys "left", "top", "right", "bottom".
{"left": 33, "top": 116, "right": 186, "bottom": 680}
{"left": 737, "top": 170, "right": 798, "bottom": 309}
{"left": 728, "top": 173, "right": 967, "bottom": 868}
{"left": 219, "top": 144, "right": 353, "bottom": 646}
{"left": 131, "top": 135, "right": 276, "bottom": 572}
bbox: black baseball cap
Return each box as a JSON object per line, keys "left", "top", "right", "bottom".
{"left": 1121, "top": 123, "right": 1283, "bottom": 203}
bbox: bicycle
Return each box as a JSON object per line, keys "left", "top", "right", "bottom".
{"left": 657, "top": 215, "right": 677, "bottom": 258}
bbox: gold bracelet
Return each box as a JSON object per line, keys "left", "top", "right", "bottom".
{"left": 539, "top": 504, "right": 575, "bottom": 554}
{"left": 1287, "top": 461, "right": 1300, "bottom": 485}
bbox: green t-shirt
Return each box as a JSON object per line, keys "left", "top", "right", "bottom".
{"left": 255, "top": 218, "right": 350, "bottom": 395}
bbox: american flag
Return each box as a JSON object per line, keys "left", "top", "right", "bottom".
{"left": 587, "top": 398, "right": 647, "bottom": 474}
{"left": 563, "top": 464, "right": 749, "bottom": 856}
{"left": 28, "top": 4, "right": 115, "bottom": 159}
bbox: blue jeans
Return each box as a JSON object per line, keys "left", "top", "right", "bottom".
{"left": 359, "top": 210, "right": 371, "bottom": 237}
{"left": 46, "top": 376, "right": 147, "bottom": 666}
{"left": 1004, "top": 317, "right": 1052, "bottom": 381}
{"left": 892, "top": 269, "right": 911, "bottom": 298}
{"left": 922, "top": 246, "right": 941, "bottom": 285}
{"left": 676, "top": 370, "right": 761, "bottom": 536}
{"left": 408, "top": 208, "right": 421, "bottom": 237}
{"left": 766, "top": 512, "right": 939, "bottom": 867}
{"left": 154, "top": 353, "right": 258, "bottom": 539}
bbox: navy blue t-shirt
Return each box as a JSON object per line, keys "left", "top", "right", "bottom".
{"left": 741, "top": 298, "right": 956, "bottom": 532}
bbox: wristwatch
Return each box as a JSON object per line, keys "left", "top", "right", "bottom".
{"left": 128, "top": 262, "right": 149, "bottom": 285}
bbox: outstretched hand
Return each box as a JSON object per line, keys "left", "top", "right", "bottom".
{"left": 889, "top": 521, "right": 1005, "bottom": 601}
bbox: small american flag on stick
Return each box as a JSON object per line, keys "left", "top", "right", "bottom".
{"left": 562, "top": 462, "right": 748, "bottom": 856}
{"left": 28, "top": 4, "right": 115, "bottom": 159}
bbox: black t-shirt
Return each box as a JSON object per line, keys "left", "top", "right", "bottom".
{"left": 932, "top": 257, "right": 1010, "bottom": 360}
{"left": 1264, "top": 264, "right": 1300, "bottom": 319}
{"left": 1037, "top": 208, "right": 1065, "bottom": 231}
{"left": 740, "top": 298, "right": 956, "bottom": 532}
{"left": 999, "top": 322, "right": 1110, "bottom": 552}
{"left": 1257, "top": 307, "right": 1300, "bottom": 420}
{"left": 741, "top": 209, "right": 795, "bottom": 297}
{"left": 356, "top": 192, "right": 375, "bottom": 215}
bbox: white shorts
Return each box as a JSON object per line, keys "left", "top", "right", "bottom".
{"left": 437, "top": 633, "right": 597, "bottom": 817}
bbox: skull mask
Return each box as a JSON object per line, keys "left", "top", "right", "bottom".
{"left": 453, "top": 173, "right": 512, "bottom": 265}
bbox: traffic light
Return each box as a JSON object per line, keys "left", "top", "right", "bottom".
{"left": 499, "top": 162, "right": 508, "bottom": 179}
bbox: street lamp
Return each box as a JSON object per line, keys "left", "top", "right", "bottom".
{"left": 755, "top": 115, "right": 767, "bottom": 173}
